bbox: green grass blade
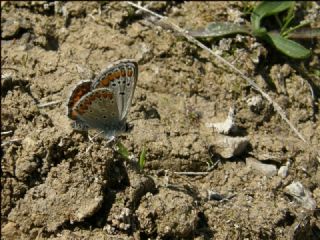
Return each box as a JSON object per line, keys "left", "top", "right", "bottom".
{"left": 253, "top": 1, "right": 295, "bottom": 18}
{"left": 139, "top": 146, "right": 146, "bottom": 170}
{"left": 251, "top": 1, "right": 295, "bottom": 32}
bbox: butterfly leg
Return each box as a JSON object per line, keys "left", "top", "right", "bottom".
{"left": 86, "top": 130, "right": 104, "bottom": 153}
{"left": 88, "top": 130, "right": 104, "bottom": 142}
{"left": 106, "top": 135, "right": 116, "bottom": 144}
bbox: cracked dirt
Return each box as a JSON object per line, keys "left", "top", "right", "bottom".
{"left": 1, "top": 1, "right": 320, "bottom": 239}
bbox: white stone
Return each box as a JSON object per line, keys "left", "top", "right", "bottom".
{"left": 278, "top": 166, "right": 289, "bottom": 178}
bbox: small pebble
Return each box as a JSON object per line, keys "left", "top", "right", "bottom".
{"left": 278, "top": 165, "right": 288, "bottom": 178}
{"left": 284, "top": 181, "right": 316, "bottom": 210}
{"left": 246, "top": 157, "right": 277, "bottom": 177}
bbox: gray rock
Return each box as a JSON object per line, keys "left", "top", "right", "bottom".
{"left": 284, "top": 181, "right": 316, "bottom": 210}
{"left": 246, "top": 157, "right": 277, "bottom": 177}
{"left": 216, "top": 136, "right": 249, "bottom": 158}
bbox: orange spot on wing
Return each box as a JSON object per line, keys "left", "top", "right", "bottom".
{"left": 128, "top": 69, "right": 133, "bottom": 77}
{"left": 101, "top": 78, "right": 109, "bottom": 86}
{"left": 90, "top": 95, "right": 97, "bottom": 101}
{"left": 102, "top": 92, "right": 112, "bottom": 99}
{"left": 115, "top": 70, "right": 121, "bottom": 78}
{"left": 121, "top": 69, "right": 126, "bottom": 77}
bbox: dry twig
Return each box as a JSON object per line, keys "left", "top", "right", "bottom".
{"left": 1, "top": 138, "right": 23, "bottom": 147}
{"left": 1, "top": 130, "right": 13, "bottom": 136}
{"left": 174, "top": 172, "right": 209, "bottom": 176}
{"left": 37, "top": 100, "right": 62, "bottom": 108}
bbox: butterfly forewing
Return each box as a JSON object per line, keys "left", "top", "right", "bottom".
{"left": 120, "top": 62, "right": 138, "bottom": 120}
{"left": 91, "top": 60, "right": 138, "bottom": 121}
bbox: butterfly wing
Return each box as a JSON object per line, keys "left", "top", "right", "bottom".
{"left": 66, "top": 80, "right": 92, "bottom": 131}
{"left": 66, "top": 80, "right": 92, "bottom": 119}
{"left": 92, "top": 59, "right": 138, "bottom": 121}
{"left": 72, "top": 88, "right": 125, "bottom": 136}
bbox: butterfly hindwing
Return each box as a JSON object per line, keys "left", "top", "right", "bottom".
{"left": 66, "top": 80, "right": 92, "bottom": 131}
{"left": 72, "top": 88, "right": 125, "bottom": 136}
{"left": 66, "top": 80, "right": 92, "bottom": 120}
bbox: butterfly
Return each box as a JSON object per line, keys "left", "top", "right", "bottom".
{"left": 66, "top": 59, "right": 138, "bottom": 138}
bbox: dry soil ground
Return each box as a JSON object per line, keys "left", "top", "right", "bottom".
{"left": 1, "top": 1, "right": 320, "bottom": 239}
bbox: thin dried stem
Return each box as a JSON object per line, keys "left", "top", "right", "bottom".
{"left": 37, "top": 100, "right": 62, "bottom": 108}
{"left": 1, "top": 130, "right": 13, "bottom": 136}
{"left": 174, "top": 172, "right": 209, "bottom": 176}
{"left": 1, "top": 138, "right": 23, "bottom": 147}
{"left": 127, "top": 1, "right": 308, "bottom": 143}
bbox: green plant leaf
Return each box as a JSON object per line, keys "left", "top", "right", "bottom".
{"left": 253, "top": 1, "right": 295, "bottom": 18}
{"left": 267, "top": 32, "right": 311, "bottom": 59}
{"left": 189, "top": 22, "right": 251, "bottom": 38}
{"left": 116, "top": 142, "right": 129, "bottom": 159}
{"left": 251, "top": 1, "right": 295, "bottom": 33}
{"left": 139, "top": 146, "right": 146, "bottom": 170}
